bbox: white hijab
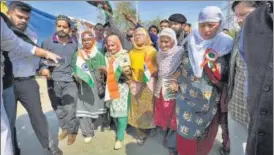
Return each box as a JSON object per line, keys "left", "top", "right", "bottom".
{"left": 186, "top": 6, "right": 234, "bottom": 77}
{"left": 157, "top": 28, "right": 183, "bottom": 77}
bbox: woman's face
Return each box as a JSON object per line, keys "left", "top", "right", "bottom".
{"left": 198, "top": 22, "right": 220, "bottom": 40}
{"left": 106, "top": 40, "right": 119, "bottom": 54}
{"left": 82, "top": 37, "right": 94, "bottom": 49}
{"left": 134, "top": 30, "right": 146, "bottom": 47}
{"left": 159, "top": 36, "right": 174, "bottom": 52}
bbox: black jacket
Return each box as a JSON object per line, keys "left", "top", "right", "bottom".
{"left": 244, "top": 4, "right": 273, "bottom": 155}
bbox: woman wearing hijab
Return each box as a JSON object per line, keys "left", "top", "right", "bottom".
{"left": 72, "top": 31, "right": 107, "bottom": 143}
{"left": 172, "top": 6, "right": 233, "bottom": 155}
{"left": 104, "top": 35, "right": 131, "bottom": 150}
{"left": 154, "top": 28, "right": 183, "bottom": 155}
{"left": 128, "top": 27, "right": 157, "bottom": 146}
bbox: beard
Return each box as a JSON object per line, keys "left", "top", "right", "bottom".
{"left": 57, "top": 30, "right": 68, "bottom": 38}
{"left": 16, "top": 23, "right": 27, "bottom": 31}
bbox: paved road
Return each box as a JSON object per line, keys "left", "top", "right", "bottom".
{"left": 15, "top": 77, "right": 223, "bottom": 155}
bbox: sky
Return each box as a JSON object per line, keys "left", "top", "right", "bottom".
{"left": 24, "top": 1, "right": 228, "bottom": 28}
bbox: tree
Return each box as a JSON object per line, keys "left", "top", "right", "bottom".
{"left": 112, "top": 1, "right": 140, "bottom": 30}
{"left": 93, "top": 1, "right": 141, "bottom": 30}
{"left": 143, "top": 16, "right": 161, "bottom": 29}
{"left": 96, "top": 7, "right": 106, "bottom": 24}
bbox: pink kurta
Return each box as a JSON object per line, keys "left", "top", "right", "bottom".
{"left": 154, "top": 90, "right": 177, "bottom": 131}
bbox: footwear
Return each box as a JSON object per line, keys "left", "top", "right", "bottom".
{"left": 58, "top": 129, "right": 68, "bottom": 141}
{"left": 48, "top": 147, "right": 63, "bottom": 155}
{"left": 148, "top": 128, "right": 157, "bottom": 137}
{"left": 220, "top": 147, "right": 230, "bottom": 155}
{"left": 169, "top": 152, "right": 178, "bottom": 155}
{"left": 136, "top": 138, "right": 146, "bottom": 146}
{"left": 162, "top": 138, "right": 167, "bottom": 148}
{"left": 84, "top": 137, "right": 92, "bottom": 144}
{"left": 67, "top": 134, "right": 77, "bottom": 145}
{"left": 114, "top": 141, "right": 123, "bottom": 150}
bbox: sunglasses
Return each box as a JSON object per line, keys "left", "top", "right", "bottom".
{"left": 126, "top": 34, "right": 133, "bottom": 39}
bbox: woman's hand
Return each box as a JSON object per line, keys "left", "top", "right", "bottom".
{"left": 169, "top": 82, "right": 179, "bottom": 92}
{"left": 123, "top": 66, "right": 133, "bottom": 79}
{"left": 98, "top": 66, "right": 107, "bottom": 74}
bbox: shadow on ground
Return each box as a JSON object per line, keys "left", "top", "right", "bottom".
{"left": 16, "top": 110, "right": 59, "bottom": 155}
{"left": 15, "top": 110, "right": 222, "bottom": 155}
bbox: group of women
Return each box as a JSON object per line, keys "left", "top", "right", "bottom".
{"left": 71, "top": 6, "right": 234, "bottom": 155}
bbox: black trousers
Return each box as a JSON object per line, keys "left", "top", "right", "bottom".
{"left": 47, "top": 80, "right": 79, "bottom": 134}
{"left": 13, "top": 77, "right": 50, "bottom": 148}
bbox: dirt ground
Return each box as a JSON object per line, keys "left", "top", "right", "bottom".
{"left": 15, "top": 76, "right": 223, "bottom": 155}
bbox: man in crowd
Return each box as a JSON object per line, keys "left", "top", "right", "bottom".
{"left": 168, "top": 13, "right": 187, "bottom": 45}
{"left": 123, "top": 13, "right": 159, "bottom": 50}
{"left": 184, "top": 23, "right": 192, "bottom": 35}
{"left": 71, "top": 26, "right": 79, "bottom": 44}
{"left": 2, "top": 1, "right": 63, "bottom": 155}
{"left": 1, "top": 13, "right": 60, "bottom": 155}
{"left": 160, "top": 19, "right": 170, "bottom": 30}
{"left": 40, "top": 15, "right": 79, "bottom": 146}
{"left": 94, "top": 23, "right": 105, "bottom": 53}
{"left": 105, "top": 13, "right": 134, "bottom": 51}
{"left": 243, "top": 2, "right": 273, "bottom": 155}
{"left": 227, "top": 2, "right": 257, "bottom": 155}
{"left": 103, "top": 22, "right": 112, "bottom": 37}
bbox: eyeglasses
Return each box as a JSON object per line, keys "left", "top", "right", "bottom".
{"left": 126, "top": 34, "right": 133, "bottom": 39}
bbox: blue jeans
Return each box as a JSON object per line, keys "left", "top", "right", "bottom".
{"left": 2, "top": 85, "right": 17, "bottom": 132}
{"left": 2, "top": 85, "right": 18, "bottom": 153}
{"left": 228, "top": 112, "right": 248, "bottom": 155}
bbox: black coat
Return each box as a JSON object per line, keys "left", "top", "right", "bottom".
{"left": 244, "top": 5, "right": 273, "bottom": 155}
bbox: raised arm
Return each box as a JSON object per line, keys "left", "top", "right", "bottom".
{"left": 1, "top": 17, "right": 60, "bottom": 63}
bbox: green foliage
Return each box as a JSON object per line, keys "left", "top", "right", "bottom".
{"left": 143, "top": 16, "right": 161, "bottom": 29}
{"left": 112, "top": 1, "right": 139, "bottom": 30}
{"left": 96, "top": 8, "right": 106, "bottom": 24}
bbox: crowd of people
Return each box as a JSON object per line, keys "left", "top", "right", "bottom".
{"left": 0, "top": 1, "right": 273, "bottom": 155}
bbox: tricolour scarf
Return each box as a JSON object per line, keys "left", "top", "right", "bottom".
{"left": 186, "top": 6, "right": 234, "bottom": 77}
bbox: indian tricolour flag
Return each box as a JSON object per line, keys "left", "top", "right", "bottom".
{"left": 73, "top": 53, "right": 95, "bottom": 88}
{"left": 104, "top": 58, "right": 123, "bottom": 101}
{"left": 143, "top": 63, "right": 151, "bottom": 83}
{"left": 143, "top": 55, "right": 156, "bottom": 83}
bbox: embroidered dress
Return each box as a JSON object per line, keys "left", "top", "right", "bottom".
{"left": 105, "top": 50, "right": 131, "bottom": 118}
{"left": 72, "top": 46, "right": 107, "bottom": 119}
{"left": 176, "top": 52, "right": 222, "bottom": 155}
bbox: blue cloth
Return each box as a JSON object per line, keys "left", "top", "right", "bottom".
{"left": 28, "top": 6, "right": 56, "bottom": 46}
{"left": 176, "top": 53, "right": 219, "bottom": 139}
{"left": 136, "top": 23, "right": 159, "bottom": 50}
{"left": 2, "top": 86, "right": 16, "bottom": 130}
{"left": 238, "top": 29, "right": 245, "bottom": 63}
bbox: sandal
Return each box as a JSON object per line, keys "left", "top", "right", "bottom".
{"left": 136, "top": 138, "right": 146, "bottom": 146}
